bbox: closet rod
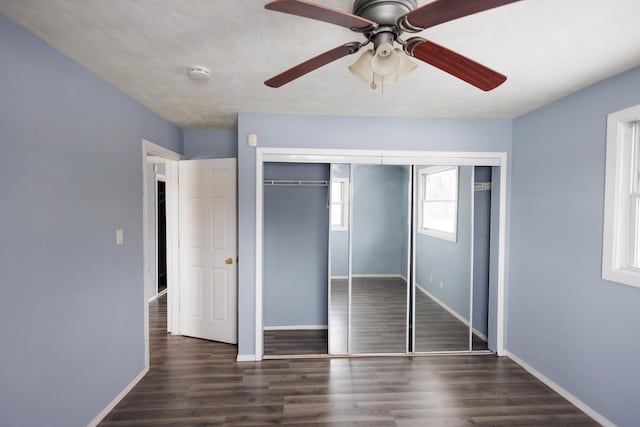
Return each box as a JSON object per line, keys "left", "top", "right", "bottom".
{"left": 263, "top": 179, "right": 329, "bottom": 187}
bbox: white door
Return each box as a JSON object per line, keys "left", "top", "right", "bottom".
{"left": 178, "top": 158, "right": 237, "bottom": 344}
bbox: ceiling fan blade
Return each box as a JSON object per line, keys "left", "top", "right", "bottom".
{"left": 405, "top": 38, "right": 506, "bottom": 91}
{"left": 398, "top": 0, "right": 522, "bottom": 31}
{"left": 265, "top": 0, "right": 377, "bottom": 32}
{"left": 265, "top": 42, "right": 361, "bottom": 88}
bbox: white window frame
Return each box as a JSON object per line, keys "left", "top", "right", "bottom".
{"left": 602, "top": 104, "right": 640, "bottom": 288}
{"left": 330, "top": 177, "right": 349, "bottom": 231}
{"left": 418, "top": 166, "right": 459, "bottom": 242}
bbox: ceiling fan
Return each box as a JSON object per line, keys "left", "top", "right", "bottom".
{"left": 264, "top": 0, "right": 522, "bottom": 91}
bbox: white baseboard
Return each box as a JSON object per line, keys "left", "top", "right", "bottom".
{"left": 416, "top": 283, "right": 488, "bottom": 342}
{"left": 87, "top": 365, "right": 149, "bottom": 427}
{"left": 505, "top": 351, "right": 615, "bottom": 427}
{"left": 263, "top": 325, "right": 328, "bottom": 331}
{"left": 236, "top": 354, "right": 258, "bottom": 362}
{"left": 352, "top": 274, "right": 404, "bottom": 278}
{"left": 332, "top": 275, "right": 407, "bottom": 280}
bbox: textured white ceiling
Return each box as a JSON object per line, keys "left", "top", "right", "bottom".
{"left": 2, "top": 0, "right": 640, "bottom": 129}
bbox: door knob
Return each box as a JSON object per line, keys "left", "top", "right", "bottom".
{"left": 225, "top": 258, "right": 234, "bottom": 265}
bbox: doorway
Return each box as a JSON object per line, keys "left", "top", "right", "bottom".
{"left": 142, "top": 140, "right": 182, "bottom": 367}
{"left": 156, "top": 176, "right": 167, "bottom": 295}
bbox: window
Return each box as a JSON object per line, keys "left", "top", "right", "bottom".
{"left": 602, "top": 105, "right": 640, "bottom": 288}
{"left": 418, "top": 166, "right": 458, "bottom": 242}
{"left": 631, "top": 122, "right": 640, "bottom": 269}
{"left": 330, "top": 178, "right": 348, "bottom": 231}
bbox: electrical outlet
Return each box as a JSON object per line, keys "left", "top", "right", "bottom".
{"left": 440, "top": 281, "right": 444, "bottom": 289}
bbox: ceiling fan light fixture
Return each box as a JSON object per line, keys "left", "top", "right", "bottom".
{"left": 348, "top": 49, "right": 374, "bottom": 83}
{"left": 371, "top": 42, "right": 400, "bottom": 76}
{"left": 349, "top": 46, "right": 416, "bottom": 87}
{"left": 386, "top": 49, "right": 417, "bottom": 83}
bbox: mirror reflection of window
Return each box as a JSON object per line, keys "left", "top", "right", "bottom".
{"left": 330, "top": 178, "right": 348, "bottom": 231}
{"left": 419, "top": 166, "right": 459, "bottom": 242}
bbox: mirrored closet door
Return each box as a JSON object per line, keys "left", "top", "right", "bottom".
{"left": 328, "top": 164, "right": 349, "bottom": 355}
{"left": 350, "top": 164, "right": 410, "bottom": 354}
{"left": 413, "top": 165, "right": 472, "bottom": 352}
{"left": 260, "top": 160, "right": 497, "bottom": 358}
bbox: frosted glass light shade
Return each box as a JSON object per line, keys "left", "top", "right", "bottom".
{"left": 372, "top": 42, "right": 400, "bottom": 76}
{"left": 348, "top": 47, "right": 417, "bottom": 87}
{"left": 348, "top": 50, "right": 374, "bottom": 83}
{"left": 386, "top": 49, "right": 417, "bottom": 83}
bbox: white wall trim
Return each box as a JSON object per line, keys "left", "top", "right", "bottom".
{"left": 416, "top": 283, "right": 487, "bottom": 342}
{"left": 352, "top": 274, "right": 405, "bottom": 278}
{"left": 236, "top": 354, "right": 259, "bottom": 362}
{"left": 505, "top": 351, "right": 615, "bottom": 427}
{"left": 496, "top": 157, "right": 507, "bottom": 356}
{"left": 255, "top": 149, "right": 264, "bottom": 361}
{"left": 87, "top": 366, "right": 149, "bottom": 427}
{"left": 255, "top": 148, "right": 507, "bottom": 359}
{"left": 263, "top": 325, "right": 328, "bottom": 330}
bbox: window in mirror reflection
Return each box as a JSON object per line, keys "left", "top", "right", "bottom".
{"left": 419, "top": 166, "right": 458, "bottom": 242}
{"left": 330, "top": 178, "right": 349, "bottom": 231}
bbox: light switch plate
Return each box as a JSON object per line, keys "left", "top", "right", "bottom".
{"left": 248, "top": 133, "right": 257, "bottom": 147}
{"left": 116, "top": 228, "right": 124, "bottom": 245}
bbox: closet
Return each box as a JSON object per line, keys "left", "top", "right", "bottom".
{"left": 262, "top": 159, "right": 499, "bottom": 358}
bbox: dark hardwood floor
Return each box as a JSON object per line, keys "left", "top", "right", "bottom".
{"left": 264, "top": 329, "right": 328, "bottom": 355}
{"left": 266, "top": 277, "right": 487, "bottom": 355}
{"left": 100, "top": 295, "right": 598, "bottom": 426}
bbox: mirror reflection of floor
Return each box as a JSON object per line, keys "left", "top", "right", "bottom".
{"left": 263, "top": 277, "right": 488, "bottom": 356}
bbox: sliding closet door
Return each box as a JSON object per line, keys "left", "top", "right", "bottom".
{"left": 328, "top": 164, "right": 350, "bottom": 354}
{"left": 472, "top": 166, "right": 498, "bottom": 351}
{"left": 413, "top": 165, "right": 473, "bottom": 352}
{"left": 350, "top": 164, "right": 410, "bottom": 354}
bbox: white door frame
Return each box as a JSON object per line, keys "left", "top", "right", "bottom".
{"left": 255, "top": 147, "right": 508, "bottom": 361}
{"left": 142, "top": 139, "right": 183, "bottom": 367}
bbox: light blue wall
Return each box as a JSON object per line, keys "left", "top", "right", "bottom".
{"left": 511, "top": 66, "right": 640, "bottom": 427}
{"left": 238, "top": 112, "right": 512, "bottom": 356}
{"left": 352, "top": 165, "right": 408, "bottom": 275}
{"left": 183, "top": 129, "right": 237, "bottom": 159}
{"left": 263, "top": 163, "right": 329, "bottom": 326}
{"left": 0, "top": 15, "right": 183, "bottom": 427}
{"left": 416, "top": 166, "right": 473, "bottom": 321}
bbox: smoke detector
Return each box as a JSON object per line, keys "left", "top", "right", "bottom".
{"left": 188, "top": 65, "right": 210, "bottom": 81}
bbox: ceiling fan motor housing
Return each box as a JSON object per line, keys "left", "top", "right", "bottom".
{"left": 353, "top": 0, "right": 417, "bottom": 48}
{"left": 353, "top": 0, "right": 417, "bottom": 26}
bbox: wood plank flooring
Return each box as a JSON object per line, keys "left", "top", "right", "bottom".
{"left": 100, "top": 295, "right": 598, "bottom": 426}
{"left": 264, "top": 329, "right": 328, "bottom": 355}
{"left": 265, "top": 277, "right": 487, "bottom": 355}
